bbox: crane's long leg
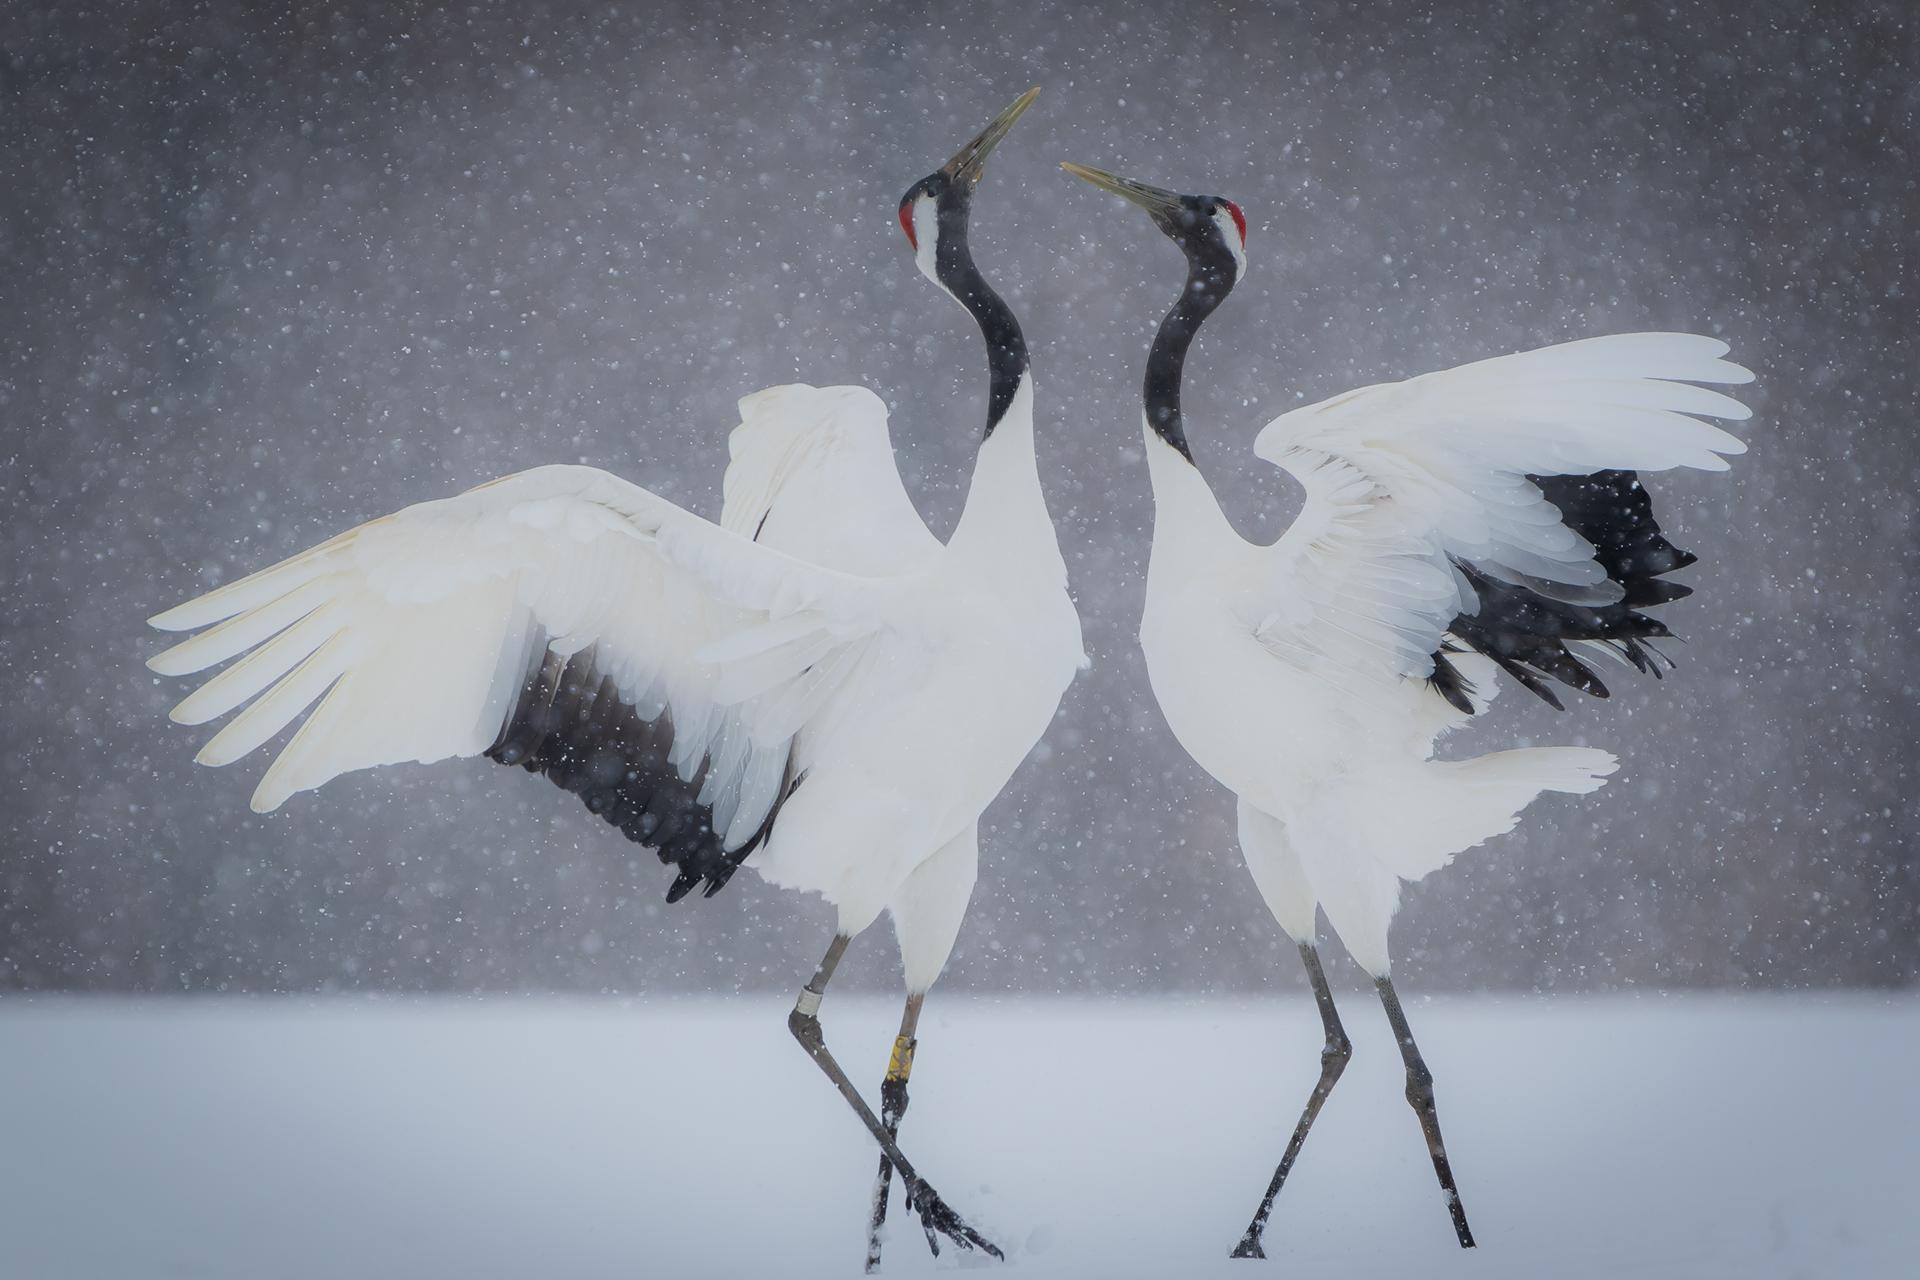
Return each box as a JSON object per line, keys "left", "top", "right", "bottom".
{"left": 787, "top": 936, "right": 1001, "bottom": 1262}
{"left": 1376, "top": 976, "right": 1476, "bottom": 1248}
{"left": 863, "top": 991, "right": 924, "bottom": 1273}
{"left": 1231, "top": 942, "right": 1352, "bottom": 1260}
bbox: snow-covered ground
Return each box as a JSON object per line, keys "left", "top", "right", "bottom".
{"left": 0, "top": 993, "right": 1909, "bottom": 1278}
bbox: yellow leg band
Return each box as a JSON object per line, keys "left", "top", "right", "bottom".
{"left": 885, "top": 1034, "right": 917, "bottom": 1083}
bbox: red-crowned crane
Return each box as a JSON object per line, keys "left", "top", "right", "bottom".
{"left": 148, "top": 89, "right": 1081, "bottom": 1266}
{"left": 1063, "top": 161, "right": 1750, "bottom": 1258}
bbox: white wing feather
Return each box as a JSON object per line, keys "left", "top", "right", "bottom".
{"left": 721, "top": 384, "right": 941, "bottom": 574}
{"left": 1251, "top": 333, "right": 1752, "bottom": 689}
{"left": 149, "top": 464, "right": 916, "bottom": 838}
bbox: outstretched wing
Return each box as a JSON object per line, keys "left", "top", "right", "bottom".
{"left": 149, "top": 464, "right": 912, "bottom": 901}
{"left": 721, "top": 384, "right": 941, "bottom": 574}
{"left": 1250, "top": 333, "right": 1752, "bottom": 709}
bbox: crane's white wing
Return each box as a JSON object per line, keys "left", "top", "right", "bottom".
{"left": 721, "top": 384, "right": 941, "bottom": 574}
{"left": 1250, "top": 333, "right": 1752, "bottom": 697}
{"left": 149, "top": 463, "right": 918, "bottom": 897}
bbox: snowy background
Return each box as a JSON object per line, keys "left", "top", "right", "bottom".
{"left": 2, "top": 992, "right": 1914, "bottom": 1279}
{"left": 3, "top": 0, "right": 1914, "bottom": 1000}
{"left": 4, "top": 3, "right": 1916, "bottom": 1277}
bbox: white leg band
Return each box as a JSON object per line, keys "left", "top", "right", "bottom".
{"left": 794, "top": 989, "right": 823, "bottom": 1017}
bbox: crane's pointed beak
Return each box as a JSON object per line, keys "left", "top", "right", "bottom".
{"left": 1060, "top": 162, "right": 1186, "bottom": 220}
{"left": 941, "top": 87, "right": 1041, "bottom": 187}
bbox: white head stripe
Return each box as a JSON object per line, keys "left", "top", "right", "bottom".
{"left": 1213, "top": 207, "right": 1248, "bottom": 281}
{"left": 911, "top": 194, "right": 942, "bottom": 287}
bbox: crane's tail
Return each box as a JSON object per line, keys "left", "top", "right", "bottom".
{"left": 1448, "top": 746, "right": 1619, "bottom": 797}
{"left": 1374, "top": 747, "right": 1617, "bottom": 881}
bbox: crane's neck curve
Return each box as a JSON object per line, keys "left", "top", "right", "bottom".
{"left": 933, "top": 194, "right": 1029, "bottom": 439}
{"left": 1144, "top": 255, "right": 1237, "bottom": 464}
{"left": 950, "top": 368, "right": 1061, "bottom": 574}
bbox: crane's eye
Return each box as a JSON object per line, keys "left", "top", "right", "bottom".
{"left": 897, "top": 200, "right": 918, "bottom": 249}
{"left": 1221, "top": 200, "right": 1248, "bottom": 245}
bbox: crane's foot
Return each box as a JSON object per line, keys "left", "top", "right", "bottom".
{"left": 1229, "top": 1231, "right": 1267, "bottom": 1259}
{"left": 903, "top": 1176, "right": 1003, "bottom": 1261}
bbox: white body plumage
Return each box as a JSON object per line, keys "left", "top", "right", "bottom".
{"left": 150, "top": 374, "right": 1082, "bottom": 993}
{"left": 1139, "top": 334, "right": 1751, "bottom": 976}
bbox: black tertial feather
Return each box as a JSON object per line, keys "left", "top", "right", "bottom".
{"left": 485, "top": 640, "right": 794, "bottom": 901}
{"left": 1427, "top": 643, "right": 1478, "bottom": 716}
{"left": 1434, "top": 470, "right": 1693, "bottom": 713}
{"left": 1535, "top": 469, "right": 1697, "bottom": 605}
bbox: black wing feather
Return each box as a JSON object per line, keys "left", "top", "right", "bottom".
{"left": 1429, "top": 469, "right": 1694, "bottom": 714}
{"left": 485, "top": 637, "right": 795, "bottom": 901}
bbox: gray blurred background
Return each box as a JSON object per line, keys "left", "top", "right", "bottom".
{"left": 2, "top": 0, "right": 1913, "bottom": 995}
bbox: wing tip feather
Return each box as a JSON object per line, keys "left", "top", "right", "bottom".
{"left": 248, "top": 785, "right": 289, "bottom": 814}
{"left": 149, "top": 601, "right": 212, "bottom": 632}
{"left": 192, "top": 741, "right": 234, "bottom": 768}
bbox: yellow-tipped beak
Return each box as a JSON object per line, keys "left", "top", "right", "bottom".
{"left": 941, "top": 87, "right": 1041, "bottom": 185}
{"left": 1060, "top": 162, "right": 1187, "bottom": 219}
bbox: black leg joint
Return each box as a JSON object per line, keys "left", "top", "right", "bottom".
{"left": 1323, "top": 1031, "right": 1353, "bottom": 1075}
{"left": 1404, "top": 1059, "right": 1435, "bottom": 1112}
{"left": 788, "top": 1004, "right": 824, "bottom": 1054}
{"left": 880, "top": 1076, "right": 910, "bottom": 1128}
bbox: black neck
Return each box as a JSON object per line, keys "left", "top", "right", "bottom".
{"left": 1144, "top": 253, "right": 1236, "bottom": 463}
{"left": 935, "top": 194, "right": 1029, "bottom": 437}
